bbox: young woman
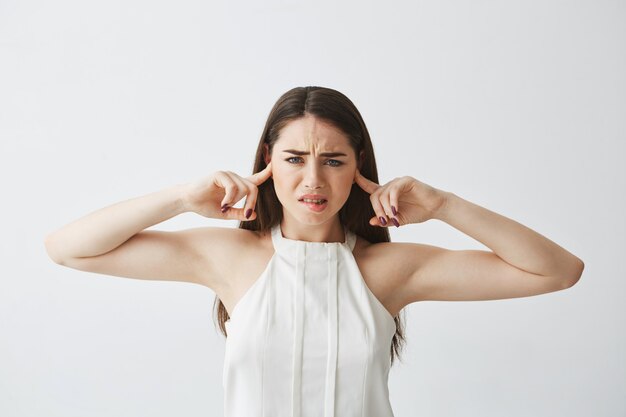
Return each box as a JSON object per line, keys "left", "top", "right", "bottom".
{"left": 44, "top": 86, "right": 584, "bottom": 417}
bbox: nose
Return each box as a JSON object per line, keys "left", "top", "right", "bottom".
{"left": 303, "top": 160, "right": 324, "bottom": 190}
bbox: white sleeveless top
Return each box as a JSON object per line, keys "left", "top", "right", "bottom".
{"left": 222, "top": 223, "right": 397, "bottom": 417}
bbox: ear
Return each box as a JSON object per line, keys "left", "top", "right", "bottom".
{"left": 353, "top": 150, "right": 365, "bottom": 184}
{"left": 263, "top": 143, "right": 271, "bottom": 165}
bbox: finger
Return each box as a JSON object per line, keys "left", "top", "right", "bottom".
{"left": 388, "top": 186, "right": 399, "bottom": 217}
{"left": 214, "top": 171, "right": 238, "bottom": 209}
{"left": 247, "top": 161, "right": 273, "bottom": 186}
{"left": 231, "top": 174, "right": 259, "bottom": 220}
{"left": 222, "top": 205, "right": 257, "bottom": 221}
{"left": 241, "top": 179, "right": 259, "bottom": 220}
{"left": 369, "top": 190, "right": 389, "bottom": 227}
{"left": 228, "top": 173, "right": 251, "bottom": 208}
{"left": 226, "top": 175, "right": 256, "bottom": 221}
{"left": 378, "top": 187, "right": 395, "bottom": 220}
{"left": 379, "top": 187, "right": 401, "bottom": 227}
{"left": 354, "top": 168, "right": 380, "bottom": 195}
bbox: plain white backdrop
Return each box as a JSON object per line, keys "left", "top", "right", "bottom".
{"left": 1, "top": 0, "right": 624, "bottom": 416}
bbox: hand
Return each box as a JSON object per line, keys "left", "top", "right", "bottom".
{"left": 353, "top": 169, "right": 449, "bottom": 227}
{"left": 182, "top": 162, "right": 273, "bottom": 221}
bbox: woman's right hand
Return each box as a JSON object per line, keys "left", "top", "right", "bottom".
{"left": 182, "top": 162, "right": 273, "bottom": 221}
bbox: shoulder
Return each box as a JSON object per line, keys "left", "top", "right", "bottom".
{"left": 353, "top": 232, "right": 430, "bottom": 263}
{"left": 352, "top": 235, "right": 413, "bottom": 273}
{"left": 184, "top": 226, "right": 272, "bottom": 291}
{"left": 352, "top": 233, "right": 438, "bottom": 308}
{"left": 187, "top": 226, "right": 267, "bottom": 249}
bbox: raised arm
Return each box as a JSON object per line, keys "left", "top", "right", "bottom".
{"left": 42, "top": 183, "right": 218, "bottom": 288}
{"left": 402, "top": 192, "right": 584, "bottom": 303}
{"left": 44, "top": 184, "right": 188, "bottom": 263}
{"left": 43, "top": 164, "right": 273, "bottom": 291}
{"left": 354, "top": 170, "right": 584, "bottom": 304}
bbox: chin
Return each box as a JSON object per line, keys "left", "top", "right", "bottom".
{"left": 288, "top": 204, "right": 339, "bottom": 224}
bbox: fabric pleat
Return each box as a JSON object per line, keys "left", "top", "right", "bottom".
{"left": 291, "top": 243, "right": 306, "bottom": 416}
{"left": 324, "top": 244, "right": 339, "bottom": 417}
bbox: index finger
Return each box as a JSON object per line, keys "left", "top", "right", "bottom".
{"left": 354, "top": 168, "right": 380, "bottom": 194}
{"left": 247, "top": 161, "right": 273, "bottom": 185}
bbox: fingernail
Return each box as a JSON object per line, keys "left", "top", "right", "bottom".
{"left": 391, "top": 217, "right": 400, "bottom": 227}
{"left": 391, "top": 206, "right": 397, "bottom": 216}
{"left": 221, "top": 205, "right": 229, "bottom": 213}
{"left": 245, "top": 208, "right": 253, "bottom": 219}
{"left": 379, "top": 216, "right": 387, "bottom": 226}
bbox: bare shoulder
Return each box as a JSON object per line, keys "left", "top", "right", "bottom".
{"left": 352, "top": 235, "right": 435, "bottom": 315}
{"left": 188, "top": 225, "right": 265, "bottom": 251}
{"left": 354, "top": 237, "right": 435, "bottom": 278}
{"left": 188, "top": 226, "right": 274, "bottom": 304}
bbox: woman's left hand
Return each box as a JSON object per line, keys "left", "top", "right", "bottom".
{"left": 354, "top": 169, "right": 450, "bottom": 227}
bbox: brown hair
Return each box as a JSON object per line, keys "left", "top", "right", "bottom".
{"left": 213, "top": 86, "right": 407, "bottom": 366}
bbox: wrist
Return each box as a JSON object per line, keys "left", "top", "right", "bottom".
{"left": 432, "top": 191, "right": 456, "bottom": 222}
{"left": 170, "top": 183, "right": 192, "bottom": 214}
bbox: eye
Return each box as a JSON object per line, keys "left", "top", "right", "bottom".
{"left": 326, "top": 159, "right": 343, "bottom": 167}
{"left": 284, "top": 157, "right": 344, "bottom": 167}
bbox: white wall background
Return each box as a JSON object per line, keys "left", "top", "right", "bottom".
{"left": 1, "top": 0, "right": 624, "bottom": 416}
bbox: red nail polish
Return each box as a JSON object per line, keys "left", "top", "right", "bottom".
{"left": 391, "top": 218, "right": 400, "bottom": 227}
{"left": 245, "top": 208, "right": 253, "bottom": 219}
{"left": 379, "top": 216, "right": 387, "bottom": 226}
{"left": 392, "top": 206, "right": 397, "bottom": 216}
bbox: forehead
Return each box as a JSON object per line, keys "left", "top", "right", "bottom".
{"left": 276, "top": 116, "right": 350, "bottom": 151}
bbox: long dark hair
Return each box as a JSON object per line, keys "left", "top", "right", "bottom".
{"left": 213, "top": 86, "right": 407, "bottom": 366}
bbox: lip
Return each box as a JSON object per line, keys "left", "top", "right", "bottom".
{"left": 298, "top": 194, "right": 328, "bottom": 201}
{"left": 299, "top": 199, "right": 328, "bottom": 212}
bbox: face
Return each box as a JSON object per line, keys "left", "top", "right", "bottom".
{"left": 265, "top": 115, "right": 359, "bottom": 226}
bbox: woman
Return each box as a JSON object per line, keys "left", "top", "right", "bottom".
{"left": 44, "top": 86, "right": 584, "bottom": 417}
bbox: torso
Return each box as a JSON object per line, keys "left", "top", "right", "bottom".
{"left": 212, "top": 228, "right": 409, "bottom": 320}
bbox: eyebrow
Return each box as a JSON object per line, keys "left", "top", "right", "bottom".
{"left": 281, "top": 149, "right": 348, "bottom": 157}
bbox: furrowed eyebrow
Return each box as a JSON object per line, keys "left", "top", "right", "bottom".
{"left": 282, "top": 149, "right": 348, "bottom": 157}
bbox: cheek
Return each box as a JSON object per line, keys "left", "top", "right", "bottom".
{"left": 271, "top": 169, "right": 296, "bottom": 196}
{"left": 272, "top": 163, "right": 291, "bottom": 177}
{"left": 335, "top": 172, "right": 354, "bottom": 188}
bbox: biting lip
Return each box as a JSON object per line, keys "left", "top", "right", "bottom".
{"left": 298, "top": 194, "right": 328, "bottom": 202}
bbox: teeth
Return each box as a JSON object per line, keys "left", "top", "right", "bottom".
{"left": 302, "top": 198, "right": 325, "bottom": 204}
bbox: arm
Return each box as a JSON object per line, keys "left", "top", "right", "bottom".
{"left": 353, "top": 170, "right": 585, "bottom": 303}
{"left": 402, "top": 192, "right": 584, "bottom": 303}
{"left": 44, "top": 184, "right": 189, "bottom": 262}
{"left": 43, "top": 167, "right": 273, "bottom": 290}
{"left": 42, "top": 183, "right": 218, "bottom": 287}
{"left": 435, "top": 192, "right": 584, "bottom": 283}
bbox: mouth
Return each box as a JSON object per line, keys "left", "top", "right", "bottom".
{"left": 298, "top": 196, "right": 329, "bottom": 212}
{"left": 298, "top": 197, "right": 328, "bottom": 205}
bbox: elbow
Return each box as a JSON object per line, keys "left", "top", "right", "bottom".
{"left": 562, "top": 258, "right": 585, "bottom": 289}
{"left": 44, "top": 235, "right": 66, "bottom": 265}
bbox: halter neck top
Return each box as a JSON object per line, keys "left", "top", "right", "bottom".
{"left": 222, "top": 223, "right": 396, "bottom": 417}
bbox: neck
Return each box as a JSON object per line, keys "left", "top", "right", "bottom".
{"left": 279, "top": 215, "right": 345, "bottom": 243}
